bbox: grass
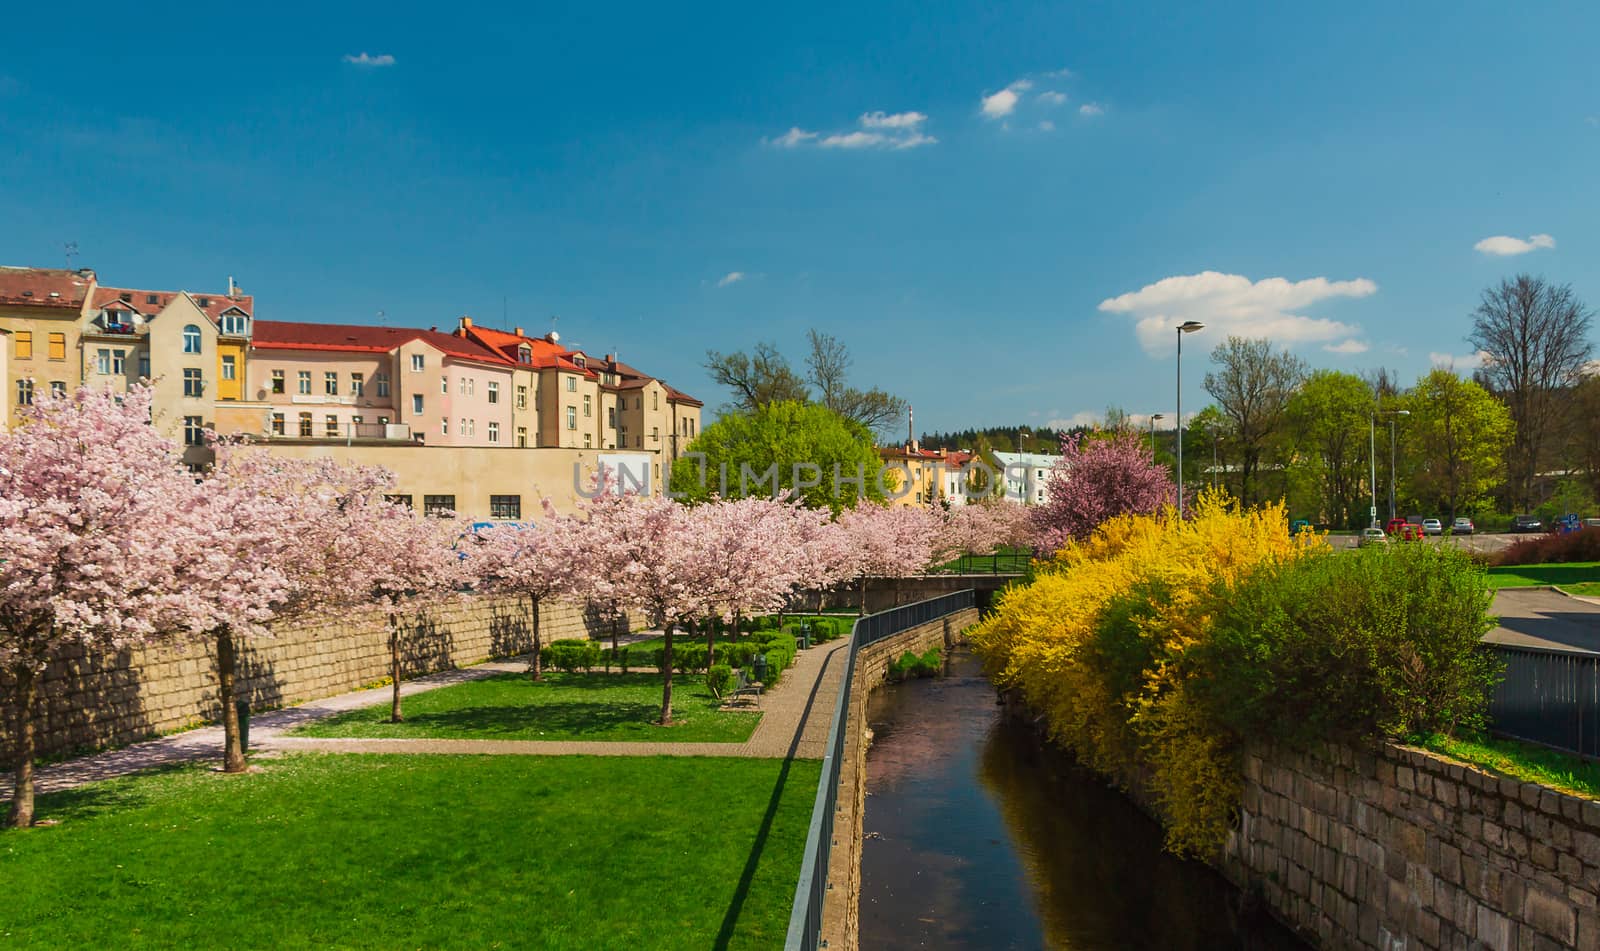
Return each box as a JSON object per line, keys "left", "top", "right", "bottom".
{"left": 0, "top": 754, "right": 820, "bottom": 949}
{"left": 932, "top": 548, "right": 1032, "bottom": 574}
{"left": 1485, "top": 561, "right": 1600, "bottom": 590}
{"left": 292, "top": 672, "right": 760, "bottom": 743}
{"left": 1412, "top": 733, "right": 1600, "bottom": 800}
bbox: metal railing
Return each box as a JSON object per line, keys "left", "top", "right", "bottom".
{"left": 926, "top": 552, "right": 1032, "bottom": 575}
{"left": 784, "top": 589, "right": 976, "bottom": 951}
{"left": 1486, "top": 643, "right": 1600, "bottom": 759}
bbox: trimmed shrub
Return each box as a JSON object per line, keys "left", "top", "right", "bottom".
{"left": 673, "top": 643, "right": 709, "bottom": 674}
{"left": 541, "top": 641, "right": 602, "bottom": 673}
{"left": 707, "top": 664, "right": 733, "bottom": 699}
{"left": 1496, "top": 527, "right": 1600, "bottom": 566}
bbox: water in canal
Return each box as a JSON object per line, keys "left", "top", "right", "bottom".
{"left": 859, "top": 648, "right": 1311, "bottom": 950}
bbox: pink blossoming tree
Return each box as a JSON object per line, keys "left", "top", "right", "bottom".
{"left": 471, "top": 502, "right": 588, "bottom": 681}
{"left": 836, "top": 503, "right": 944, "bottom": 613}
{"left": 0, "top": 387, "right": 195, "bottom": 826}
{"left": 1028, "top": 430, "right": 1177, "bottom": 555}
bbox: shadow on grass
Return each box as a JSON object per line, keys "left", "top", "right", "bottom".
{"left": 396, "top": 701, "right": 672, "bottom": 737}
{"left": 711, "top": 643, "right": 839, "bottom": 950}
{"left": 1490, "top": 564, "right": 1600, "bottom": 587}
{"left": 6, "top": 761, "right": 199, "bottom": 829}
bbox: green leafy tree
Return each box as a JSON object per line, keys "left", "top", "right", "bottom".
{"left": 1400, "top": 369, "right": 1512, "bottom": 521}
{"left": 669, "top": 401, "right": 885, "bottom": 511}
{"left": 1284, "top": 371, "right": 1373, "bottom": 528}
{"left": 1203, "top": 337, "right": 1307, "bottom": 505}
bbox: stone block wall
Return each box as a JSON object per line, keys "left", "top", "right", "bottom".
{"left": 1227, "top": 742, "right": 1600, "bottom": 950}
{"left": 823, "top": 605, "right": 982, "bottom": 951}
{"left": 1, "top": 595, "right": 631, "bottom": 761}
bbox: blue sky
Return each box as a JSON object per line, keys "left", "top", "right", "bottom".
{"left": 3, "top": 1, "right": 1597, "bottom": 436}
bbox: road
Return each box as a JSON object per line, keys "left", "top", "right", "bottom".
{"left": 1487, "top": 587, "right": 1600, "bottom": 654}
{"left": 1326, "top": 532, "right": 1517, "bottom": 556}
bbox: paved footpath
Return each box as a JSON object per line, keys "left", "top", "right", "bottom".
{"left": 2, "top": 637, "right": 852, "bottom": 800}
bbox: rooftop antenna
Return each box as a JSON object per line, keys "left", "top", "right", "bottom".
{"left": 64, "top": 241, "right": 78, "bottom": 270}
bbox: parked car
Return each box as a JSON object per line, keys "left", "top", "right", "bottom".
{"left": 1384, "top": 518, "right": 1422, "bottom": 541}
{"left": 1451, "top": 517, "right": 1475, "bottom": 535}
{"left": 1510, "top": 515, "right": 1543, "bottom": 533}
{"left": 1557, "top": 514, "right": 1583, "bottom": 534}
{"left": 1422, "top": 518, "right": 1443, "bottom": 536}
{"left": 1289, "top": 518, "right": 1312, "bottom": 536}
{"left": 1584, "top": 517, "right": 1600, "bottom": 529}
{"left": 1359, "top": 527, "right": 1388, "bottom": 547}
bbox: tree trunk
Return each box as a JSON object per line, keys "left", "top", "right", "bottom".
{"left": 529, "top": 594, "right": 543, "bottom": 681}
{"left": 217, "top": 626, "right": 248, "bottom": 773}
{"left": 659, "top": 623, "right": 675, "bottom": 725}
{"left": 859, "top": 577, "right": 868, "bottom": 615}
{"left": 706, "top": 616, "right": 717, "bottom": 669}
{"left": 388, "top": 611, "right": 404, "bottom": 723}
{"left": 5, "top": 665, "right": 37, "bottom": 827}
{"left": 610, "top": 611, "right": 620, "bottom": 655}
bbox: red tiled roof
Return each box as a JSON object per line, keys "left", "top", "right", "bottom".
{"left": 0, "top": 266, "right": 95, "bottom": 309}
{"left": 458, "top": 323, "right": 596, "bottom": 375}
{"left": 92, "top": 286, "right": 254, "bottom": 322}
{"left": 254, "top": 320, "right": 513, "bottom": 366}
{"left": 664, "top": 384, "right": 703, "bottom": 407}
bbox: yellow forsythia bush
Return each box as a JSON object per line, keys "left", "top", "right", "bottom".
{"left": 971, "top": 489, "right": 1323, "bottom": 855}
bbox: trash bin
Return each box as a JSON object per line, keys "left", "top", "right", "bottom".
{"left": 753, "top": 653, "right": 769, "bottom": 684}
{"left": 799, "top": 623, "right": 810, "bottom": 650}
{"left": 236, "top": 700, "right": 250, "bottom": 753}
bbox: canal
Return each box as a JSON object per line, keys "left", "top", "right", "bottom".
{"left": 859, "top": 648, "right": 1311, "bottom": 950}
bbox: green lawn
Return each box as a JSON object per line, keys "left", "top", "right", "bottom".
{"left": 293, "top": 672, "right": 760, "bottom": 743}
{"left": 0, "top": 754, "right": 819, "bottom": 949}
{"left": 1485, "top": 561, "right": 1600, "bottom": 591}
{"left": 1412, "top": 733, "right": 1600, "bottom": 800}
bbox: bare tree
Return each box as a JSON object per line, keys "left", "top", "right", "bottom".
{"left": 1469, "top": 275, "right": 1594, "bottom": 510}
{"left": 703, "top": 342, "right": 810, "bottom": 414}
{"left": 1203, "top": 336, "right": 1307, "bottom": 504}
{"left": 805, "top": 330, "right": 908, "bottom": 437}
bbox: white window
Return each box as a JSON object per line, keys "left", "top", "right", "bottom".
{"left": 566, "top": 406, "right": 576, "bottom": 430}
{"left": 271, "top": 370, "right": 286, "bottom": 394}
{"left": 222, "top": 355, "right": 237, "bottom": 381}
{"left": 487, "top": 381, "right": 499, "bottom": 404}
{"left": 271, "top": 413, "right": 285, "bottom": 435}
{"left": 374, "top": 372, "right": 389, "bottom": 397}
{"left": 412, "top": 394, "right": 424, "bottom": 414}
{"left": 184, "top": 416, "right": 205, "bottom": 446}
{"left": 441, "top": 417, "right": 449, "bottom": 435}
{"left": 566, "top": 375, "right": 576, "bottom": 392}
{"left": 412, "top": 353, "right": 425, "bottom": 371}
{"left": 112, "top": 350, "right": 126, "bottom": 374}
{"left": 459, "top": 376, "right": 467, "bottom": 395}
{"left": 220, "top": 313, "right": 249, "bottom": 335}
{"left": 183, "top": 325, "right": 202, "bottom": 353}
{"left": 351, "top": 372, "right": 364, "bottom": 396}
{"left": 183, "top": 368, "right": 204, "bottom": 397}
{"left": 139, "top": 354, "right": 151, "bottom": 378}
{"left": 516, "top": 385, "right": 527, "bottom": 409}
{"left": 325, "top": 372, "right": 338, "bottom": 396}
{"left": 583, "top": 394, "right": 591, "bottom": 417}
{"left": 96, "top": 349, "right": 111, "bottom": 374}
{"left": 488, "top": 421, "right": 499, "bottom": 443}
{"left": 298, "top": 371, "right": 312, "bottom": 395}
{"left": 442, "top": 376, "right": 449, "bottom": 394}
{"left": 584, "top": 433, "right": 592, "bottom": 447}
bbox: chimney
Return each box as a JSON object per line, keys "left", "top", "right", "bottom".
{"left": 514, "top": 326, "right": 524, "bottom": 337}
{"left": 460, "top": 315, "right": 473, "bottom": 329}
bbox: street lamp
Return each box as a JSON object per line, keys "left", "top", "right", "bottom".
{"left": 1368, "top": 408, "right": 1410, "bottom": 528}
{"left": 1149, "top": 414, "right": 1164, "bottom": 457}
{"left": 1175, "top": 320, "right": 1205, "bottom": 517}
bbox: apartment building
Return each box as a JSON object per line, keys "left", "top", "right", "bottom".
{"left": 0, "top": 266, "right": 97, "bottom": 422}
{"left": 992, "top": 450, "right": 1062, "bottom": 505}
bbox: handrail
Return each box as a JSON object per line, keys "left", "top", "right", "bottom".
{"left": 783, "top": 589, "right": 976, "bottom": 951}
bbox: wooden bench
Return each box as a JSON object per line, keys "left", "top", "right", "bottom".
{"left": 729, "top": 668, "right": 763, "bottom": 708}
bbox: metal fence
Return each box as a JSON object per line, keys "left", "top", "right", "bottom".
{"left": 927, "top": 552, "right": 1032, "bottom": 576}
{"left": 1486, "top": 644, "right": 1600, "bottom": 759}
{"left": 784, "top": 589, "right": 977, "bottom": 951}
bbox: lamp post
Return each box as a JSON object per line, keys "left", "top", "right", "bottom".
{"left": 1149, "top": 414, "right": 1164, "bottom": 457}
{"left": 1369, "top": 408, "right": 1409, "bottom": 528}
{"left": 1175, "top": 320, "right": 1205, "bottom": 517}
{"left": 1388, "top": 410, "right": 1410, "bottom": 522}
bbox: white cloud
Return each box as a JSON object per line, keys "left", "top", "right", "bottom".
{"left": 1324, "top": 339, "right": 1370, "bottom": 355}
{"left": 1079, "top": 102, "right": 1105, "bottom": 117}
{"left": 716, "top": 272, "right": 745, "bottom": 288}
{"left": 1046, "top": 411, "right": 1103, "bottom": 429}
{"left": 767, "top": 127, "right": 818, "bottom": 148}
{"left": 981, "top": 79, "right": 1033, "bottom": 119}
{"left": 1098, "top": 271, "right": 1378, "bottom": 356}
{"left": 342, "top": 52, "right": 395, "bottom": 67}
{"left": 1037, "top": 91, "right": 1068, "bottom": 106}
{"left": 820, "top": 130, "right": 888, "bottom": 149}
{"left": 860, "top": 110, "right": 927, "bottom": 129}
{"left": 1430, "top": 350, "right": 1490, "bottom": 371}
{"left": 1044, "top": 67, "right": 1074, "bottom": 79}
{"left": 769, "top": 112, "right": 934, "bottom": 151}
{"left": 1037, "top": 120, "right": 1055, "bottom": 132}
{"left": 1473, "top": 233, "right": 1556, "bottom": 256}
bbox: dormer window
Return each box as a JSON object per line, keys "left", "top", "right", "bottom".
{"left": 518, "top": 344, "right": 532, "bottom": 364}
{"left": 119, "top": 292, "right": 132, "bottom": 303}
{"left": 146, "top": 294, "right": 159, "bottom": 305}
{"left": 573, "top": 354, "right": 586, "bottom": 368}
{"left": 196, "top": 297, "right": 211, "bottom": 308}
{"left": 219, "top": 312, "right": 249, "bottom": 336}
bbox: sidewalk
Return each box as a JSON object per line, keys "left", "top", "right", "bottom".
{"left": 2, "top": 638, "right": 851, "bottom": 801}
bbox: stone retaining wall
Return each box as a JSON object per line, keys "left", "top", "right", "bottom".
{"left": 1226, "top": 741, "right": 1600, "bottom": 950}
{"left": 822, "top": 605, "right": 982, "bottom": 951}
{"left": 1, "top": 595, "right": 630, "bottom": 761}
